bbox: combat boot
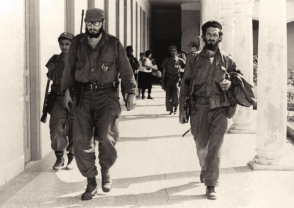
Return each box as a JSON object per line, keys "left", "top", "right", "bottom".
{"left": 53, "top": 152, "right": 64, "bottom": 171}
{"left": 200, "top": 170, "right": 205, "bottom": 183}
{"left": 66, "top": 153, "right": 74, "bottom": 170}
{"left": 81, "top": 177, "right": 97, "bottom": 200}
{"left": 101, "top": 168, "right": 112, "bottom": 192}
{"left": 206, "top": 186, "right": 217, "bottom": 200}
{"left": 174, "top": 107, "right": 177, "bottom": 115}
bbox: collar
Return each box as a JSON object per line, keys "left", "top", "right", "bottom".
{"left": 200, "top": 46, "right": 221, "bottom": 59}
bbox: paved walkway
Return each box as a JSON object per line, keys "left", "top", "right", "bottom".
{"left": 1, "top": 85, "right": 294, "bottom": 208}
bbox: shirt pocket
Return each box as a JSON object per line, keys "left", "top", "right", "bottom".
{"left": 76, "top": 61, "right": 86, "bottom": 71}
{"left": 100, "top": 62, "right": 116, "bottom": 82}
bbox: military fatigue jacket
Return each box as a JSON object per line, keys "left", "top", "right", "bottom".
{"left": 61, "top": 31, "right": 136, "bottom": 94}
{"left": 179, "top": 47, "right": 242, "bottom": 111}
{"left": 46, "top": 53, "right": 68, "bottom": 94}
{"left": 161, "top": 57, "right": 186, "bottom": 76}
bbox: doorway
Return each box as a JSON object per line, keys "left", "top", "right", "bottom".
{"left": 152, "top": 5, "right": 182, "bottom": 69}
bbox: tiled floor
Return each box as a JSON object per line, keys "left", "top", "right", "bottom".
{"left": 1, "top": 85, "right": 294, "bottom": 208}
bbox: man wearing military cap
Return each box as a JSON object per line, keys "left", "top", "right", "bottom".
{"left": 179, "top": 20, "right": 243, "bottom": 199}
{"left": 61, "top": 8, "right": 136, "bottom": 200}
{"left": 46, "top": 32, "right": 74, "bottom": 171}
{"left": 188, "top": 40, "right": 200, "bottom": 53}
{"left": 161, "top": 45, "right": 186, "bottom": 115}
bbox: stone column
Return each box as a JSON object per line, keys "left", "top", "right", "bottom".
{"left": 228, "top": 0, "right": 256, "bottom": 134}
{"left": 220, "top": 0, "right": 235, "bottom": 56}
{"left": 200, "top": 0, "right": 216, "bottom": 50}
{"left": 249, "top": 0, "right": 293, "bottom": 170}
{"left": 65, "top": 0, "right": 75, "bottom": 34}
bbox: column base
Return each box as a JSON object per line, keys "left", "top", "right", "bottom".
{"left": 249, "top": 155, "right": 294, "bottom": 171}
{"left": 249, "top": 161, "right": 294, "bottom": 171}
{"left": 228, "top": 124, "right": 256, "bottom": 134}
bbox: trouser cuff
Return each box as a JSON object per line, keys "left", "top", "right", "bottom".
{"left": 55, "top": 151, "right": 64, "bottom": 156}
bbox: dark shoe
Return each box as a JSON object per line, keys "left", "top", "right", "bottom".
{"left": 101, "top": 168, "right": 112, "bottom": 193}
{"left": 200, "top": 170, "right": 205, "bottom": 183}
{"left": 53, "top": 154, "right": 64, "bottom": 171}
{"left": 136, "top": 95, "right": 141, "bottom": 99}
{"left": 206, "top": 186, "right": 217, "bottom": 200}
{"left": 81, "top": 177, "right": 97, "bottom": 200}
{"left": 66, "top": 153, "right": 74, "bottom": 170}
{"left": 147, "top": 96, "right": 154, "bottom": 99}
{"left": 169, "top": 111, "right": 173, "bottom": 115}
{"left": 142, "top": 96, "right": 146, "bottom": 100}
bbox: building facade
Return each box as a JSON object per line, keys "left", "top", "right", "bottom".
{"left": 0, "top": 0, "right": 293, "bottom": 186}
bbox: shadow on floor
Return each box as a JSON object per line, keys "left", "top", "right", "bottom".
{"left": 39, "top": 166, "right": 252, "bottom": 208}
{"left": 119, "top": 134, "right": 192, "bottom": 142}
{"left": 119, "top": 114, "right": 178, "bottom": 122}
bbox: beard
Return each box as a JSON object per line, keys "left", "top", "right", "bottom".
{"left": 86, "top": 26, "right": 104, "bottom": 39}
{"left": 203, "top": 37, "right": 221, "bottom": 51}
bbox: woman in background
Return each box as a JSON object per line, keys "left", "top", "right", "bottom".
{"left": 139, "top": 50, "right": 156, "bottom": 99}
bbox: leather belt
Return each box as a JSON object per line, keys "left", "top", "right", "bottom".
{"left": 82, "top": 82, "right": 114, "bottom": 92}
{"left": 166, "top": 73, "right": 179, "bottom": 80}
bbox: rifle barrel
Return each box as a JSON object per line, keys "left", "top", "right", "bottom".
{"left": 80, "top": 10, "right": 84, "bottom": 34}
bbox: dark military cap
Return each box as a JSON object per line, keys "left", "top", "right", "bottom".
{"left": 58, "top": 32, "right": 74, "bottom": 42}
{"left": 126, "top": 46, "right": 133, "bottom": 52}
{"left": 85, "top": 8, "right": 105, "bottom": 22}
{"left": 201, "top": 20, "right": 222, "bottom": 32}
{"left": 169, "top": 45, "right": 177, "bottom": 51}
{"left": 188, "top": 41, "right": 199, "bottom": 47}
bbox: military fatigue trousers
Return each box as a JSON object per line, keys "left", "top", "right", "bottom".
{"left": 190, "top": 103, "right": 229, "bottom": 187}
{"left": 49, "top": 95, "right": 74, "bottom": 154}
{"left": 165, "top": 77, "right": 179, "bottom": 112}
{"left": 73, "top": 88, "right": 120, "bottom": 178}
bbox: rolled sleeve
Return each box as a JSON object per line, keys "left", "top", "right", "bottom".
{"left": 117, "top": 41, "right": 136, "bottom": 94}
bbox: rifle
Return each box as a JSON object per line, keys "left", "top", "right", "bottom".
{"left": 40, "top": 55, "right": 58, "bottom": 123}
{"left": 40, "top": 70, "right": 54, "bottom": 123}
{"left": 80, "top": 10, "right": 84, "bottom": 34}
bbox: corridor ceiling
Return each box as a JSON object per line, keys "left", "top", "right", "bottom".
{"left": 149, "top": 0, "right": 200, "bottom": 8}
{"left": 149, "top": 0, "right": 200, "bottom": 5}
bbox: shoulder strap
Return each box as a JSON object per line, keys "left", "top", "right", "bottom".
{"left": 188, "top": 53, "right": 200, "bottom": 96}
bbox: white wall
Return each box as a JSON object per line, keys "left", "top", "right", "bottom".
{"left": 119, "top": 0, "right": 125, "bottom": 46}
{"left": 75, "top": 0, "right": 88, "bottom": 35}
{"left": 95, "top": 0, "right": 105, "bottom": 9}
{"left": 108, "top": 0, "right": 116, "bottom": 36}
{"left": 0, "top": 0, "right": 25, "bottom": 185}
{"left": 40, "top": 0, "right": 65, "bottom": 157}
{"left": 127, "top": 0, "right": 132, "bottom": 46}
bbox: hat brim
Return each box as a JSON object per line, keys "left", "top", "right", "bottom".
{"left": 85, "top": 17, "right": 104, "bottom": 22}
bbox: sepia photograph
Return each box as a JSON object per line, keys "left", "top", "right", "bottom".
{"left": 0, "top": 0, "right": 293, "bottom": 207}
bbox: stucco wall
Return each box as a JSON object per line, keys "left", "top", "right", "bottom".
{"left": 75, "top": 0, "right": 88, "bottom": 35}
{"left": 0, "top": 0, "right": 25, "bottom": 185}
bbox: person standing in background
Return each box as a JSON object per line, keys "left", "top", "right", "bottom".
{"left": 139, "top": 50, "right": 156, "bottom": 99}
{"left": 137, "top": 52, "right": 145, "bottom": 99}
{"left": 179, "top": 51, "right": 187, "bottom": 87}
{"left": 46, "top": 32, "right": 75, "bottom": 171}
{"left": 161, "top": 45, "right": 186, "bottom": 115}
